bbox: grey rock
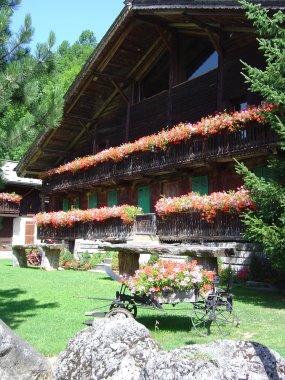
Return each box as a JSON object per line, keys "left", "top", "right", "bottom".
{"left": 0, "top": 319, "right": 53, "bottom": 380}
{"left": 54, "top": 318, "right": 161, "bottom": 380}
{"left": 140, "top": 340, "right": 285, "bottom": 380}
{"left": 54, "top": 318, "right": 285, "bottom": 380}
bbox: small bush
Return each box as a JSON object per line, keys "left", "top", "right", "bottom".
{"left": 59, "top": 249, "right": 73, "bottom": 266}
{"left": 110, "top": 251, "right": 119, "bottom": 271}
{"left": 147, "top": 252, "right": 159, "bottom": 265}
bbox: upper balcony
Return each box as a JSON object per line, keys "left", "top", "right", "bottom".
{"left": 43, "top": 121, "right": 279, "bottom": 193}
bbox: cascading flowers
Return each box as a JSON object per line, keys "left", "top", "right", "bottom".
{"left": 123, "top": 260, "right": 215, "bottom": 296}
{"left": 43, "top": 102, "right": 276, "bottom": 179}
{"left": 34, "top": 205, "right": 142, "bottom": 228}
{"left": 0, "top": 192, "right": 22, "bottom": 204}
{"left": 155, "top": 187, "right": 255, "bottom": 222}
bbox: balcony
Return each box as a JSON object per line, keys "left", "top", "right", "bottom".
{"left": 0, "top": 200, "right": 20, "bottom": 216}
{"left": 37, "top": 217, "right": 133, "bottom": 242}
{"left": 43, "top": 123, "right": 278, "bottom": 193}
{"left": 38, "top": 211, "right": 243, "bottom": 243}
{"left": 156, "top": 212, "right": 243, "bottom": 242}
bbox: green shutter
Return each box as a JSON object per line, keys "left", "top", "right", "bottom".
{"left": 107, "top": 190, "right": 118, "bottom": 207}
{"left": 88, "top": 192, "right": 98, "bottom": 209}
{"left": 192, "top": 176, "right": 208, "bottom": 195}
{"left": 62, "top": 198, "right": 69, "bottom": 211}
{"left": 253, "top": 166, "right": 273, "bottom": 182}
{"left": 138, "top": 186, "right": 150, "bottom": 213}
{"left": 74, "top": 197, "right": 80, "bottom": 209}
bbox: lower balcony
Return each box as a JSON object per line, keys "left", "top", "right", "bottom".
{"left": 38, "top": 212, "right": 243, "bottom": 243}
{"left": 38, "top": 217, "right": 133, "bottom": 242}
{"left": 156, "top": 212, "right": 243, "bottom": 242}
{"left": 0, "top": 201, "right": 20, "bottom": 216}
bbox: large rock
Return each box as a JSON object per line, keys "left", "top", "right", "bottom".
{"left": 0, "top": 319, "right": 52, "bottom": 380}
{"left": 140, "top": 340, "right": 285, "bottom": 380}
{"left": 54, "top": 318, "right": 161, "bottom": 380}
{"left": 54, "top": 318, "right": 285, "bottom": 380}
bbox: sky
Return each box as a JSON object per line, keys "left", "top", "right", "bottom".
{"left": 11, "top": 0, "right": 125, "bottom": 51}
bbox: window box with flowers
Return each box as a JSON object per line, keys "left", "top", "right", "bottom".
{"left": 123, "top": 260, "right": 215, "bottom": 304}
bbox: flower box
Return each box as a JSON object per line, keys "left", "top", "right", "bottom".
{"left": 157, "top": 288, "right": 197, "bottom": 304}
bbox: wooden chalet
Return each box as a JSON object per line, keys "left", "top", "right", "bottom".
{"left": 0, "top": 161, "right": 42, "bottom": 248}
{"left": 15, "top": 0, "right": 285, "bottom": 272}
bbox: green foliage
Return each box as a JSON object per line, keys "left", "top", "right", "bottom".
{"left": 0, "top": 1, "right": 97, "bottom": 160}
{"left": 235, "top": 1, "right": 285, "bottom": 272}
{"left": 59, "top": 248, "right": 73, "bottom": 266}
{"left": 147, "top": 252, "right": 160, "bottom": 265}
{"left": 110, "top": 251, "right": 119, "bottom": 271}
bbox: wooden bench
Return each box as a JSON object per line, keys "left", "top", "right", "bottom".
{"left": 12, "top": 244, "right": 64, "bottom": 271}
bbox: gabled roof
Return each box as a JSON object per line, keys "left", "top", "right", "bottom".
{"left": 16, "top": 0, "right": 285, "bottom": 178}
{"left": 1, "top": 161, "right": 41, "bottom": 187}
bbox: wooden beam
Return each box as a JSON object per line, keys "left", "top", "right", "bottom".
{"left": 205, "top": 27, "right": 222, "bottom": 57}
{"left": 41, "top": 148, "right": 69, "bottom": 157}
{"left": 92, "top": 71, "right": 129, "bottom": 83}
{"left": 65, "top": 23, "right": 134, "bottom": 115}
{"left": 111, "top": 80, "right": 129, "bottom": 104}
{"left": 156, "top": 25, "right": 173, "bottom": 53}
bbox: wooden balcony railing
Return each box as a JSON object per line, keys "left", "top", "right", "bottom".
{"left": 43, "top": 124, "right": 279, "bottom": 193}
{"left": 134, "top": 213, "right": 157, "bottom": 235}
{"left": 0, "top": 201, "right": 20, "bottom": 216}
{"left": 37, "top": 218, "right": 133, "bottom": 242}
{"left": 156, "top": 212, "right": 244, "bottom": 242}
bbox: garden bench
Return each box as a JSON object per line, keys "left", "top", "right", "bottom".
{"left": 12, "top": 244, "right": 64, "bottom": 271}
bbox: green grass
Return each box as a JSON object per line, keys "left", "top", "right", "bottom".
{"left": 0, "top": 259, "right": 285, "bottom": 357}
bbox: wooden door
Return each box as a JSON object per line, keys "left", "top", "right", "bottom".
{"left": 25, "top": 221, "right": 35, "bottom": 244}
{"left": 138, "top": 186, "right": 150, "bottom": 213}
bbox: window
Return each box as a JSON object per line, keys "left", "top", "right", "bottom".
{"left": 192, "top": 176, "right": 208, "bottom": 195}
{"left": 107, "top": 190, "right": 118, "bottom": 207}
{"left": 189, "top": 51, "right": 218, "bottom": 80}
{"left": 88, "top": 192, "right": 98, "bottom": 209}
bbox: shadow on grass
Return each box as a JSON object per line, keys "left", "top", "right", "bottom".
{"left": 0, "top": 288, "right": 58, "bottom": 329}
{"left": 137, "top": 314, "right": 193, "bottom": 332}
{"left": 232, "top": 285, "right": 285, "bottom": 310}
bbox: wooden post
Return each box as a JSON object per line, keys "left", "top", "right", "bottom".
{"left": 118, "top": 251, "right": 139, "bottom": 276}
{"left": 217, "top": 33, "right": 225, "bottom": 111}
{"left": 167, "top": 34, "right": 179, "bottom": 129}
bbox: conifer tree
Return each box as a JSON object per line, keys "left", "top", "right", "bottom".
{"left": 235, "top": 0, "right": 285, "bottom": 272}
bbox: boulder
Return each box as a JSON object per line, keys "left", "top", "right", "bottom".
{"left": 54, "top": 318, "right": 285, "bottom": 380}
{"left": 140, "top": 340, "right": 285, "bottom": 380}
{"left": 54, "top": 318, "right": 161, "bottom": 380}
{"left": 0, "top": 319, "right": 53, "bottom": 380}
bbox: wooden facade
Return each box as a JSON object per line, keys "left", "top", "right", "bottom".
{"left": 16, "top": 1, "right": 284, "bottom": 244}
{"left": 0, "top": 161, "right": 42, "bottom": 248}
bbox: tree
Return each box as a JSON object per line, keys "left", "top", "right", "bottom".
{"left": 0, "top": 1, "right": 97, "bottom": 160}
{"left": 235, "top": 0, "right": 285, "bottom": 272}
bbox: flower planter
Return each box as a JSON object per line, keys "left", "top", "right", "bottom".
{"left": 157, "top": 288, "right": 197, "bottom": 304}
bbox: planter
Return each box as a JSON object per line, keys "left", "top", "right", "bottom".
{"left": 157, "top": 288, "right": 197, "bottom": 304}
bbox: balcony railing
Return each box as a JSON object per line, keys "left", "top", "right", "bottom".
{"left": 134, "top": 213, "right": 157, "bottom": 235}
{"left": 0, "top": 201, "right": 20, "bottom": 216}
{"left": 156, "top": 212, "right": 244, "bottom": 241}
{"left": 38, "top": 211, "right": 243, "bottom": 243}
{"left": 43, "top": 124, "right": 278, "bottom": 193}
{"left": 37, "top": 218, "right": 133, "bottom": 242}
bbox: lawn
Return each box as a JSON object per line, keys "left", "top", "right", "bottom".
{"left": 0, "top": 258, "right": 285, "bottom": 357}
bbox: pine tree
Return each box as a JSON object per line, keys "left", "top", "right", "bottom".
{"left": 235, "top": 0, "right": 285, "bottom": 272}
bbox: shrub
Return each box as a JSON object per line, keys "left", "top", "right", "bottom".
{"left": 147, "top": 252, "right": 160, "bottom": 266}
{"left": 110, "top": 251, "right": 119, "bottom": 271}
{"left": 59, "top": 249, "right": 73, "bottom": 266}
